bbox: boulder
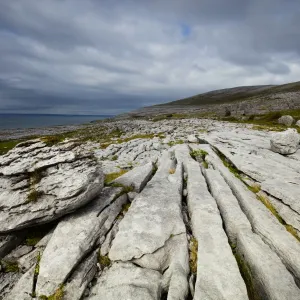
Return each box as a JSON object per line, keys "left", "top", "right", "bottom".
{"left": 0, "top": 140, "right": 104, "bottom": 233}
{"left": 187, "top": 135, "right": 198, "bottom": 143}
{"left": 296, "top": 120, "right": 300, "bottom": 127}
{"left": 270, "top": 128, "right": 300, "bottom": 155}
{"left": 278, "top": 115, "right": 294, "bottom": 126}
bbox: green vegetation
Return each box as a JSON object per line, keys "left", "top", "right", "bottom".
{"left": 27, "top": 189, "right": 44, "bottom": 203}
{"left": 109, "top": 182, "right": 134, "bottom": 194}
{"left": 220, "top": 110, "right": 300, "bottom": 133}
{"left": 234, "top": 253, "right": 257, "bottom": 300}
{"left": 30, "top": 169, "right": 44, "bottom": 185}
{"left": 34, "top": 252, "right": 41, "bottom": 276}
{"left": 121, "top": 203, "right": 131, "bottom": 214}
{"left": 41, "top": 135, "right": 65, "bottom": 146}
{"left": 256, "top": 193, "right": 300, "bottom": 241}
{"left": 111, "top": 155, "right": 118, "bottom": 161}
{"left": 218, "top": 151, "right": 241, "bottom": 179}
{"left": 0, "top": 140, "right": 23, "bottom": 155}
{"left": 98, "top": 253, "right": 111, "bottom": 269}
{"left": 26, "top": 237, "right": 42, "bottom": 246}
{"left": 159, "top": 81, "right": 300, "bottom": 107}
{"left": 190, "top": 149, "right": 208, "bottom": 160}
{"left": 189, "top": 237, "right": 198, "bottom": 274}
{"left": 246, "top": 184, "right": 261, "bottom": 194}
{"left": 1, "top": 260, "right": 19, "bottom": 273}
{"left": 104, "top": 170, "right": 128, "bottom": 185}
{"left": 39, "top": 284, "right": 64, "bottom": 300}
{"left": 168, "top": 139, "right": 184, "bottom": 146}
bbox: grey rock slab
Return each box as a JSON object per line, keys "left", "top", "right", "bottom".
{"left": 0, "top": 234, "right": 24, "bottom": 259}
{"left": 210, "top": 141, "right": 300, "bottom": 183}
{"left": 36, "top": 188, "right": 126, "bottom": 297}
{"left": 206, "top": 152, "right": 300, "bottom": 285}
{"left": 0, "top": 272, "right": 21, "bottom": 299}
{"left": 185, "top": 159, "right": 248, "bottom": 300}
{"left": 270, "top": 128, "right": 300, "bottom": 154}
{"left": 133, "top": 233, "right": 190, "bottom": 300}
{"left": 4, "top": 266, "right": 34, "bottom": 300}
{"left": 100, "top": 219, "right": 121, "bottom": 256}
{"left": 88, "top": 262, "right": 162, "bottom": 300}
{"left": 204, "top": 168, "right": 252, "bottom": 245}
{"left": 127, "top": 191, "right": 138, "bottom": 202}
{"left": 109, "top": 150, "right": 185, "bottom": 261}
{"left": 112, "top": 162, "right": 153, "bottom": 192}
{"left": 278, "top": 115, "right": 294, "bottom": 126}
{"left": 18, "top": 229, "right": 54, "bottom": 273}
{"left": 261, "top": 179, "right": 300, "bottom": 215}
{"left": 64, "top": 250, "right": 98, "bottom": 300}
{"left": 258, "top": 191, "right": 300, "bottom": 235}
{"left": 4, "top": 245, "right": 33, "bottom": 261}
{"left": 0, "top": 145, "right": 104, "bottom": 233}
{"left": 237, "top": 230, "right": 300, "bottom": 300}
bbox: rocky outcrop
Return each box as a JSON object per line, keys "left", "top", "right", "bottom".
{"left": 0, "top": 140, "right": 104, "bottom": 233}
{"left": 2, "top": 118, "right": 300, "bottom": 299}
{"left": 270, "top": 128, "right": 300, "bottom": 154}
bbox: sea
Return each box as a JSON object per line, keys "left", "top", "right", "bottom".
{"left": 0, "top": 114, "right": 114, "bottom": 130}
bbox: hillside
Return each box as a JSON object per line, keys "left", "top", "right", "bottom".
{"left": 122, "top": 81, "right": 300, "bottom": 119}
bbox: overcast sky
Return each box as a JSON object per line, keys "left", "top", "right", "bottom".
{"left": 0, "top": 0, "right": 299, "bottom": 115}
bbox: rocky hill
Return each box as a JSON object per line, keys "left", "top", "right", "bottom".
{"left": 121, "top": 81, "right": 300, "bottom": 119}
{"left": 1, "top": 117, "right": 300, "bottom": 299}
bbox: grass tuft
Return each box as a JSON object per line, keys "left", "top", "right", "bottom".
{"left": 246, "top": 184, "right": 261, "bottom": 194}
{"left": 41, "top": 136, "right": 64, "bottom": 146}
{"left": 189, "top": 237, "right": 198, "bottom": 274}
{"left": 27, "top": 189, "right": 44, "bottom": 203}
{"left": 98, "top": 254, "right": 111, "bottom": 269}
{"left": 169, "top": 168, "right": 176, "bottom": 174}
{"left": 168, "top": 140, "right": 184, "bottom": 146}
{"left": 104, "top": 170, "right": 128, "bottom": 185}
{"left": 1, "top": 260, "right": 19, "bottom": 273}
{"left": 39, "top": 284, "right": 64, "bottom": 300}
{"left": 190, "top": 149, "right": 208, "bottom": 162}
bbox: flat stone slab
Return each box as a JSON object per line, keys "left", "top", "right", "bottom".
{"left": 206, "top": 150, "right": 300, "bottom": 285}
{"left": 204, "top": 168, "right": 251, "bottom": 245}
{"left": 237, "top": 230, "right": 300, "bottom": 300}
{"left": 112, "top": 162, "right": 154, "bottom": 192}
{"left": 109, "top": 151, "right": 185, "bottom": 261}
{"left": 185, "top": 158, "right": 248, "bottom": 300}
{"left": 88, "top": 262, "right": 162, "bottom": 300}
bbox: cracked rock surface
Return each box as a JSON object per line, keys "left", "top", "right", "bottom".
{"left": 1, "top": 118, "right": 300, "bottom": 300}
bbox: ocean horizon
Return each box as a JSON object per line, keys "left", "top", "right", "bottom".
{"left": 0, "top": 114, "right": 114, "bottom": 130}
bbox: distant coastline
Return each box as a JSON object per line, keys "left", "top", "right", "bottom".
{"left": 0, "top": 114, "right": 114, "bottom": 130}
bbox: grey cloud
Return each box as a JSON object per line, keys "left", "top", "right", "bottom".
{"left": 0, "top": 0, "right": 299, "bottom": 115}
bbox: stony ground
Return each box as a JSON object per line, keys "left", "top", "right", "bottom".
{"left": 1, "top": 118, "right": 300, "bottom": 300}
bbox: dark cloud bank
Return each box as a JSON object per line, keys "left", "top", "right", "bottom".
{"left": 0, "top": 0, "right": 299, "bottom": 115}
